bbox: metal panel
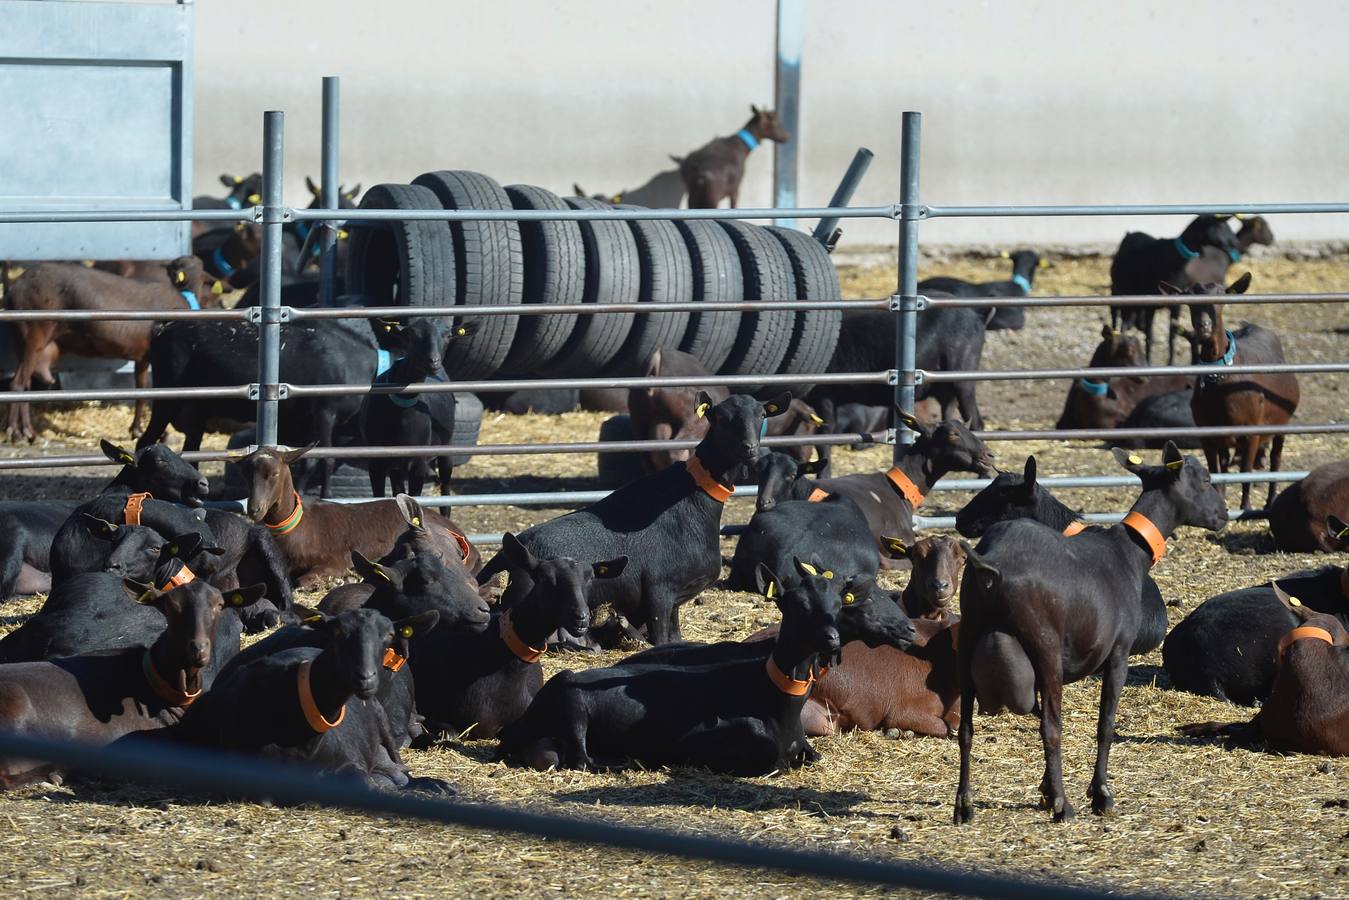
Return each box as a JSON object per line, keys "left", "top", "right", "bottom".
{"left": 0, "top": 0, "right": 193, "bottom": 259}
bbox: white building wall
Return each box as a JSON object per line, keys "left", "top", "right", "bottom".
{"left": 193, "top": 0, "right": 1349, "bottom": 247}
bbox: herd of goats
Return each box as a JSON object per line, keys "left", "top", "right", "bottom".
{"left": 0, "top": 137, "right": 1344, "bottom": 828}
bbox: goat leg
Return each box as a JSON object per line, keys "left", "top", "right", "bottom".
{"left": 1036, "top": 667, "right": 1074, "bottom": 823}
{"left": 1088, "top": 650, "right": 1127, "bottom": 816}
{"left": 1266, "top": 434, "right": 1285, "bottom": 507}
{"left": 130, "top": 360, "right": 150, "bottom": 438}
{"left": 953, "top": 642, "right": 978, "bottom": 825}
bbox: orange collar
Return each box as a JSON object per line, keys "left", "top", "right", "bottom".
{"left": 1121, "top": 511, "right": 1167, "bottom": 566}
{"left": 450, "top": 528, "right": 472, "bottom": 564}
{"left": 297, "top": 659, "right": 345, "bottom": 733}
{"left": 266, "top": 491, "right": 305, "bottom": 535}
{"left": 765, "top": 656, "right": 813, "bottom": 696}
{"left": 499, "top": 609, "right": 546, "bottom": 663}
{"left": 1277, "top": 625, "right": 1335, "bottom": 662}
{"left": 807, "top": 486, "right": 831, "bottom": 503}
{"left": 157, "top": 563, "right": 196, "bottom": 592}
{"left": 686, "top": 456, "right": 734, "bottom": 503}
{"left": 124, "top": 492, "right": 152, "bottom": 526}
{"left": 1062, "top": 520, "right": 1087, "bottom": 537}
{"left": 885, "top": 467, "right": 925, "bottom": 508}
{"left": 141, "top": 649, "right": 202, "bottom": 708}
{"left": 382, "top": 648, "right": 407, "bottom": 672}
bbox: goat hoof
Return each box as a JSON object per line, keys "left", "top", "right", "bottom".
{"left": 404, "top": 776, "right": 457, "bottom": 798}
{"left": 1090, "top": 789, "right": 1116, "bottom": 816}
{"left": 1051, "top": 797, "right": 1076, "bottom": 823}
{"left": 953, "top": 794, "right": 974, "bottom": 825}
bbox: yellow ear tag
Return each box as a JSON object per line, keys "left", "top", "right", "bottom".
{"left": 456, "top": 327, "right": 468, "bottom": 337}
{"left": 696, "top": 403, "right": 710, "bottom": 418}
{"left": 843, "top": 592, "right": 856, "bottom": 604}
{"left": 886, "top": 539, "right": 906, "bottom": 555}
{"left": 1039, "top": 258, "right": 1051, "bottom": 269}
{"left": 175, "top": 270, "right": 186, "bottom": 284}
{"left": 247, "top": 194, "right": 261, "bottom": 205}
{"left": 1165, "top": 459, "right": 1184, "bottom": 471}
{"left": 1337, "top": 526, "right": 1349, "bottom": 540}
{"left": 411, "top": 516, "right": 421, "bottom": 527}
{"left": 809, "top": 413, "right": 825, "bottom": 426}
{"left": 137, "top": 591, "right": 155, "bottom": 604}
{"left": 612, "top": 195, "right": 623, "bottom": 204}
{"left": 303, "top": 614, "right": 324, "bottom": 624}
{"left": 1289, "top": 596, "right": 1302, "bottom": 607}
{"left": 384, "top": 324, "right": 393, "bottom": 332}
{"left": 212, "top": 280, "right": 225, "bottom": 295}
{"left": 120, "top": 452, "right": 136, "bottom": 465}
{"left": 799, "top": 562, "right": 818, "bottom": 575}
{"left": 821, "top": 569, "right": 834, "bottom": 580}
{"left": 765, "top": 404, "right": 778, "bottom": 414}
{"left": 999, "top": 250, "right": 1010, "bottom": 259}
{"left": 400, "top": 626, "right": 414, "bottom": 639}
{"left": 232, "top": 175, "right": 243, "bottom": 185}
{"left": 596, "top": 565, "right": 607, "bottom": 575}
{"left": 103, "top": 524, "right": 115, "bottom": 535}
{"left": 337, "top": 229, "right": 350, "bottom": 240}
{"left": 765, "top": 581, "right": 777, "bottom": 599}
{"left": 373, "top": 566, "right": 391, "bottom": 581}
{"left": 1235, "top": 213, "right": 1247, "bottom": 221}
{"left": 168, "top": 545, "right": 179, "bottom": 556}
{"left": 230, "top": 594, "right": 246, "bottom": 606}
{"left": 1127, "top": 454, "right": 1143, "bottom": 465}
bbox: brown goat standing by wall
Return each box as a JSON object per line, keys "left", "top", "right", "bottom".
{"left": 4, "top": 257, "right": 222, "bottom": 442}
{"left": 679, "top": 106, "right": 790, "bottom": 209}
{"left": 1171, "top": 273, "right": 1300, "bottom": 510}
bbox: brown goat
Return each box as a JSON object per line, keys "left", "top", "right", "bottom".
{"left": 1056, "top": 325, "right": 1191, "bottom": 431}
{"left": 236, "top": 446, "right": 479, "bottom": 587}
{"left": 679, "top": 106, "right": 790, "bottom": 209}
{"left": 627, "top": 348, "right": 729, "bottom": 472}
{"left": 885, "top": 536, "right": 968, "bottom": 620}
{"left": 1175, "top": 272, "right": 1300, "bottom": 509}
{"left": 1268, "top": 460, "right": 1349, "bottom": 552}
{"left": 4, "top": 257, "right": 222, "bottom": 442}
{"left": 0, "top": 578, "right": 265, "bottom": 789}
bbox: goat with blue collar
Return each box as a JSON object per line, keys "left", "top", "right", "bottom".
{"left": 1108, "top": 214, "right": 1244, "bottom": 364}
{"left": 677, "top": 105, "right": 790, "bottom": 209}
{"left": 918, "top": 249, "right": 1046, "bottom": 331}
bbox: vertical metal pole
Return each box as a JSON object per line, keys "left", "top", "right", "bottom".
{"left": 257, "top": 111, "right": 284, "bottom": 448}
{"left": 319, "top": 76, "right": 340, "bottom": 307}
{"left": 894, "top": 112, "right": 921, "bottom": 461}
{"left": 811, "top": 147, "right": 874, "bottom": 247}
{"left": 772, "top": 0, "right": 802, "bottom": 227}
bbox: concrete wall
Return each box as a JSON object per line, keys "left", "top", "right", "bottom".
{"left": 193, "top": 0, "right": 1349, "bottom": 248}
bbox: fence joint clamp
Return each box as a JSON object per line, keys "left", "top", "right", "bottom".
{"left": 246, "top": 306, "right": 292, "bottom": 324}
{"left": 248, "top": 383, "right": 288, "bottom": 401}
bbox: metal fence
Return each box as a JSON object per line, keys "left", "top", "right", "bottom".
{"left": 0, "top": 101, "right": 1346, "bottom": 541}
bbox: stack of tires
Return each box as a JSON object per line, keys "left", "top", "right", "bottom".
{"left": 345, "top": 171, "right": 842, "bottom": 389}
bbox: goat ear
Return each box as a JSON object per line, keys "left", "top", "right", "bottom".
{"left": 796, "top": 458, "right": 824, "bottom": 476}
{"left": 964, "top": 551, "right": 1002, "bottom": 593}
{"left": 956, "top": 539, "right": 973, "bottom": 561}
{"left": 80, "top": 513, "right": 119, "bottom": 537}
{"left": 160, "top": 533, "right": 204, "bottom": 563}
{"left": 644, "top": 348, "right": 663, "bottom": 377}
{"left": 224, "top": 584, "right": 268, "bottom": 609}
{"left": 501, "top": 533, "right": 536, "bottom": 570}
{"left": 754, "top": 563, "right": 782, "bottom": 600}
{"left": 394, "top": 494, "right": 427, "bottom": 530}
{"left": 292, "top": 603, "right": 327, "bottom": 626}
{"left": 101, "top": 439, "right": 136, "bottom": 466}
{"left": 1271, "top": 581, "right": 1315, "bottom": 622}
{"left": 305, "top": 176, "right": 320, "bottom": 197}
{"left": 592, "top": 555, "right": 628, "bottom": 579}
{"left": 393, "top": 610, "right": 440, "bottom": 640}
{"left": 1022, "top": 455, "right": 1038, "bottom": 490}
{"left": 346, "top": 183, "right": 361, "bottom": 199}
{"left": 751, "top": 104, "right": 761, "bottom": 116}
{"left": 1227, "top": 272, "right": 1253, "bottom": 295}
{"left": 280, "top": 443, "right": 315, "bottom": 465}
{"left": 351, "top": 551, "right": 398, "bottom": 587}
{"left": 220, "top": 174, "right": 239, "bottom": 188}
{"left": 1326, "top": 515, "right": 1349, "bottom": 543}
{"left": 882, "top": 536, "right": 908, "bottom": 558}
{"left": 1112, "top": 446, "right": 1146, "bottom": 472}
{"left": 895, "top": 407, "right": 931, "bottom": 438}
{"left": 761, "top": 392, "right": 792, "bottom": 417}
{"left": 694, "top": 391, "right": 714, "bottom": 418}
{"left": 1157, "top": 280, "right": 1186, "bottom": 295}
{"left": 572, "top": 184, "right": 586, "bottom": 197}
{"left": 1214, "top": 213, "right": 1232, "bottom": 222}
{"left": 1161, "top": 441, "right": 1185, "bottom": 473}
{"left": 124, "top": 579, "right": 159, "bottom": 606}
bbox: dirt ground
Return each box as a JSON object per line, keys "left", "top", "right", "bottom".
{"left": 0, "top": 252, "right": 1346, "bottom": 898}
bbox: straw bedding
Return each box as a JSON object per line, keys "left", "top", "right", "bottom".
{"left": 0, "top": 253, "right": 1345, "bottom": 898}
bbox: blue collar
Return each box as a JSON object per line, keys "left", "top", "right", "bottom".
{"left": 226, "top": 196, "right": 242, "bottom": 210}
{"left": 374, "top": 350, "right": 421, "bottom": 407}
{"left": 1172, "top": 236, "right": 1199, "bottom": 260}
{"left": 735, "top": 128, "right": 759, "bottom": 152}
{"left": 1010, "top": 273, "right": 1032, "bottom": 294}
{"left": 1227, "top": 248, "right": 1241, "bottom": 263}
{"left": 1201, "top": 330, "right": 1238, "bottom": 385}
{"left": 211, "top": 245, "right": 237, "bottom": 278}
{"left": 375, "top": 349, "right": 394, "bottom": 378}
{"left": 1078, "top": 378, "right": 1109, "bottom": 397}
{"left": 179, "top": 290, "right": 200, "bottom": 311}
{"left": 759, "top": 419, "right": 769, "bottom": 437}
{"left": 388, "top": 392, "right": 421, "bottom": 409}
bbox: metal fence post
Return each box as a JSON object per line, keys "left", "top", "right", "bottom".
{"left": 772, "top": 0, "right": 802, "bottom": 227}
{"left": 319, "top": 76, "right": 340, "bottom": 308}
{"left": 812, "top": 147, "right": 874, "bottom": 248}
{"left": 894, "top": 111, "right": 921, "bottom": 460}
{"left": 257, "top": 110, "right": 285, "bottom": 447}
